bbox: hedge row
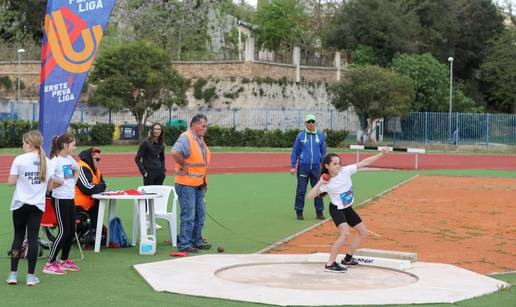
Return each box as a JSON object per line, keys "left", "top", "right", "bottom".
{"left": 0, "top": 120, "right": 38, "bottom": 148}
{"left": 0, "top": 121, "right": 115, "bottom": 148}
{"left": 163, "top": 126, "right": 348, "bottom": 148}
{"left": 69, "top": 123, "right": 115, "bottom": 146}
{"left": 0, "top": 120, "right": 348, "bottom": 149}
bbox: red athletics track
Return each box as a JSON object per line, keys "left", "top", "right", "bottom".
{"left": 1, "top": 152, "right": 515, "bottom": 182}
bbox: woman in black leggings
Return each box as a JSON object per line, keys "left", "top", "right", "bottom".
{"left": 7, "top": 131, "right": 53, "bottom": 286}
{"left": 44, "top": 134, "right": 80, "bottom": 275}
{"left": 135, "top": 122, "right": 166, "bottom": 185}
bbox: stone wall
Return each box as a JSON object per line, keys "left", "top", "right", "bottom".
{"left": 170, "top": 61, "right": 337, "bottom": 82}
{"left": 0, "top": 61, "right": 41, "bottom": 99}
{"left": 0, "top": 60, "right": 340, "bottom": 102}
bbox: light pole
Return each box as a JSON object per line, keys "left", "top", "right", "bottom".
{"left": 17, "top": 48, "right": 25, "bottom": 105}
{"left": 448, "top": 56, "right": 454, "bottom": 143}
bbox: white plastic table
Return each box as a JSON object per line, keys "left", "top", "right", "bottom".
{"left": 92, "top": 193, "right": 162, "bottom": 253}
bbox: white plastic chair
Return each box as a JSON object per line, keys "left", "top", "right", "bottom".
{"left": 136, "top": 185, "right": 178, "bottom": 246}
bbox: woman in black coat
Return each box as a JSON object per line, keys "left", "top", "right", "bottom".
{"left": 135, "top": 123, "right": 166, "bottom": 185}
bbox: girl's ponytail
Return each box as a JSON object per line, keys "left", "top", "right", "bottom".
{"left": 50, "top": 134, "right": 75, "bottom": 158}
{"left": 50, "top": 136, "right": 59, "bottom": 158}
{"left": 22, "top": 130, "right": 47, "bottom": 181}
{"left": 38, "top": 146, "right": 47, "bottom": 182}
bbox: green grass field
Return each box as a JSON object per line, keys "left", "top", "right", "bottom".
{"left": 0, "top": 170, "right": 514, "bottom": 306}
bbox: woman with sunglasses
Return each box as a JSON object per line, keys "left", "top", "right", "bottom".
{"left": 75, "top": 147, "right": 107, "bottom": 235}
{"left": 135, "top": 122, "right": 166, "bottom": 185}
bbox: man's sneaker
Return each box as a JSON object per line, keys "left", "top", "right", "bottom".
{"left": 178, "top": 246, "right": 199, "bottom": 253}
{"left": 324, "top": 262, "right": 347, "bottom": 273}
{"left": 6, "top": 272, "right": 17, "bottom": 285}
{"left": 341, "top": 258, "right": 359, "bottom": 267}
{"left": 26, "top": 274, "right": 39, "bottom": 286}
{"left": 42, "top": 262, "right": 67, "bottom": 275}
{"left": 193, "top": 243, "right": 211, "bottom": 250}
{"left": 296, "top": 213, "right": 304, "bottom": 220}
{"left": 59, "top": 259, "right": 80, "bottom": 271}
{"left": 316, "top": 213, "right": 325, "bottom": 220}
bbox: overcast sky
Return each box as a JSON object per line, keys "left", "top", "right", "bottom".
{"left": 233, "top": 0, "right": 257, "bottom": 7}
{"left": 248, "top": 0, "right": 257, "bottom": 6}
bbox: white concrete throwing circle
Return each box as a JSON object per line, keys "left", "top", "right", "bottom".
{"left": 216, "top": 262, "right": 418, "bottom": 290}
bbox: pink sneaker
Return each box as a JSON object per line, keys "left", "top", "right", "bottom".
{"left": 59, "top": 259, "right": 80, "bottom": 271}
{"left": 42, "top": 263, "right": 67, "bottom": 275}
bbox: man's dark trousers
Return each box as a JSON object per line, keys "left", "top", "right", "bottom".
{"left": 295, "top": 166, "right": 324, "bottom": 214}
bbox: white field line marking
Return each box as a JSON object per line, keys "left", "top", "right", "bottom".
{"left": 368, "top": 230, "right": 383, "bottom": 238}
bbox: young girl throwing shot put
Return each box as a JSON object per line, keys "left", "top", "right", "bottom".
{"left": 308, "top": 151, "right": 386, "bottom": 272}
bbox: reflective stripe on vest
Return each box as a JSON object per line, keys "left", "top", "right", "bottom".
{"left": 175, "top": 130, "right": 211, "bottom": 186}
{"left": 74, "top": 160, "right": 101, "bottom": 210}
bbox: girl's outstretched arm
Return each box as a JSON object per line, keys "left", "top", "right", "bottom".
{"left": 356, "top": 150, "right": 387, "bottom": 169}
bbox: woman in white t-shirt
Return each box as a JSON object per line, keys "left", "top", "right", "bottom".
{"left": 7, "top": 130, "right": 53, "bottom": 286}
{"left": 308, "top": 151, "right": 386, "bottom": 273}
{"left": 43, "top": 134, "right": 80, "bottom": 275}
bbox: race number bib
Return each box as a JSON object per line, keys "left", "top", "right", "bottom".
{"left": 62, "top": 165, "right": 73, "bottom": 179}
{"left": 339, "top": 188, "right": 354, "bottom": 207}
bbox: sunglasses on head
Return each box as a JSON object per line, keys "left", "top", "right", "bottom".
{"left": 94, "top": 157, "right": 101, "bottom": 162}
{"left": 306, "top": 120, "right": 315, "bottom": 124}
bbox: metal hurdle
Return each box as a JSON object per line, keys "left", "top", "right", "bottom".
{"left": 350, "top": 145, "right": 426, "bottom": 170}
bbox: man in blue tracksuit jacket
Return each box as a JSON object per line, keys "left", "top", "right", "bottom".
{"left": 290, "top": 114, "right": 327, "bottom": 220}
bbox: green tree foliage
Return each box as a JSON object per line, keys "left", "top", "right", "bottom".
{"left": 298, "top": 0, "right": 342, "bottom": 51}
{"left": 89, "top": 41, "right": 189, "bottom": 140}
{"left": 391, "top": 53, "right": 482, "bottom": 113}
{"left": 331, "top": 65, "right": 414, "bottom": 143}
{"left": 352, "top": 45, "right": 385, "bottom": 66}
{"left": 448, "top": 0, "right": 504, "bottom": 80}
{"left": 224, "top": 0, "right": 256, "bottom": 22}
{"left": 326, "top": 0, "right": 504, "bottom": 77}
{"left": 480, "top": 28, "right": 516, "bottom": 113}
{"left": 110, "top": 0, "right": 212, "bottom": 60}
{"left": 406, "top": 0, "right": 504, "bottom": 80}
{"left": 406, "top": 0, "right": 458, "bottom": 63}
{"left": 325, "top": 0, "right": 420, "bottom": 66}
{"left": 0, "top": 0, "right": 46, "bottom": 42}
{"left": 254, "top": 0, "right": 307, "bottom": 54}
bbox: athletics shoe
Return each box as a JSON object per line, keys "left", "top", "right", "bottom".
{"left": 341, "top": 258, "right": 359, "bottom": 267}
{"left": 324, "top": 262, "right": 347, "bottom": 273}
{"left": 193, "top": 243, "right": 212, "bottom": 250}
{"left": 178, "top": 246, "right": 199, "bottom": 253}
{"left": 59, "top": 259, "right": 80, "bottom": 271}
{"left": 6, "top": 272, "right": 17, "bottom": 285}
{"left": 26, "top": 274, "right": 40, "bottom": 286}
{"left": 42, "top": 262, "right": 67, "bottom": 275}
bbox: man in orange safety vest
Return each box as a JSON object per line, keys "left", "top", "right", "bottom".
{"left": 171, "top": 114, "right": 211, "bottom": 253}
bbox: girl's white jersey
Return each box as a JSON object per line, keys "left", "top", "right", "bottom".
{"left": 50, "top": 155, "right": 79, "bottom": 199}
{"left": 319, "top": 164, "right": 357, "bottom": 209}
{"left": 10, "top": 152, "right": 53, "bottom": 211}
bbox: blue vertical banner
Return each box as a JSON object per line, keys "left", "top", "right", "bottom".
{"left": 39, "top": 0, "right": 117, "bottom": 152}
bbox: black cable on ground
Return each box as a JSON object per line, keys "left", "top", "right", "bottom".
{"left": 205, "top": 210, "right": 273, "bottom": 246}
